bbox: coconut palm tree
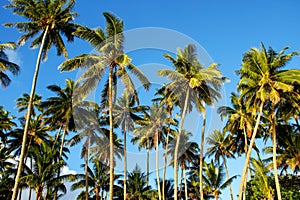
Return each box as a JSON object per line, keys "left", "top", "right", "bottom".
{"left": 168, "top": 130, "right": 199, "bottom": 200}
{"left": 0, "top": 106, "right": 16, "bottom": 146}
{"left": 158, "top": 44, "right": 225, "bottom": 200}
{"left": 153, "top": 86, "right": 178, "bottom": 200}
{"left": 236, "top": 43, "right": 300, "bottom": 200}
{"left": 203, "top": 160, "right": 237, "bottom": 200}
{"left": 59, "top": 12, "right": 150, "bottom": 199}
{"left": 71, "top": 159, "right": 111, "bottom": 200}
{"left": 117, "top": 165, "right": 157, "bottom": 200}
{"left": 114, "top": 91, "right": 149, "bottom": 200}
{"left": 0, "top": 42, "right": 20, "bottom": 88}
{"left": 206, "top": 130, "right": 235, "bottom": 200}
{"left": 132, "top": 104, "right": 168, "bottom": 200}
{"left": 16, "top": 93, "right": 43, "bottom": 119}
{"left": 5, "top": 1, "right": 77, "bottom": 197}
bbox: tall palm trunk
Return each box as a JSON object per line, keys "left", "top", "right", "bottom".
{"left": 174, "top": 89, "right": 190, "bottom": 200}
{"left": 156, "top": 132, "right": 162, "bottom": 200}
{"left": 85, "top": 136, "right": 90, "bottom": 200}
{"left": 123, "top": 122, "right": 127, "bottom": 200}
{"left": 243, "top": 128, "right": 248, "bottom": 200}
{"left": 11, "top": 26, "right": 49, "bottom": 200}
{"left": 271, "top": 104, "right": 281, "bottom": 200}
{"left": 162, "top": 130, "right": 170, "bottom": 200}
{"left": 183, "top": 165, "right": 188, "bottom": 200}
{"left": 222, "top": 155, "right": 234, "bottom": 200}
{"left": 109, "top": 64, "right": 114, "bottom": 200}
{"left": 146, "top": 143, "right": 150, "bottom": 187}
{"left": 199, "top": 108, "right": 206, "bottom": 200}
{"left": 238, "top": 101, "right": 264, "bottom": 200}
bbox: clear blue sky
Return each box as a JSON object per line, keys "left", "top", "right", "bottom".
{"left": 1, "top": 0, "right": 300, "bottom": 199}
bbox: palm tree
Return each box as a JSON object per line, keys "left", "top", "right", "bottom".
{"left": 0, "top": 42, "right": 20, "bottom": 88}
{"left": 168, "top": 130, "right": 199, "bottom": 200}
{"left": 153, "top": 86, "right": 178, "bottom": 200}
{"left": 5, "top": 1, "right": 77, "bottom": 198}
{"left": 71, "top": 159, "right": 110, "bottom": 200}
{"left": 16, "top": 93, "right": 43, "bottom": 119}
{"left": 202, "top": 160, "right": 237, "bottom": 200}
{"left": 236, "top": 43, "right": 300, "bottom": 200}
{"left": 0, "top": 106, "right": 16, "bottom": 146}
{"left": 132, "top": 104, "right": 168, "bottom": 200}
{"left": 158, "top": 44, "right": 225, "bottom": 200}
{"left": 117, "top": 165, "right": 157, "bottom": 200}
{"left": 114, "top": 91, "right": 149, "bottom": 200}
{"left": 206, "top": 130, "right": 235, "bottom": 200}
{"left": 59, "top": 12, "right": 150, "bottom": 199}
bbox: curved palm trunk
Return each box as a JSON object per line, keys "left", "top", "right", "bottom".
{"left": 183, "top": 165, "right": 188, "bottom": 200}
{"left": 222, "top": 155, "right": 234, "bottom": 200}
{"left": 85, "top": 137, "right": 90, "bottom": 200}
{"left": 174, "top": 88, "right": 190, "bottom": 200}
{"left": 109, "top": 65, "right": 114, "bottom": 200}
{"left": 123, "top": 124, "right": 127, "bottom": 200}
{"left": 11, "top": 26, "right": 49, "bottom": 200}
{"left": 271, "top": 105, "right": 281, "bottom": 200}
{"left": 156, "top": 132, "right": 162, "bottom": 200}
{"left": 199, "top": 108, "right": 206, "bottom": 200}
{"left": 238, "top": 101, "right": 264, "bottom": 200}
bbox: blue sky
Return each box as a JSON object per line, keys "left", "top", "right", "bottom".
{"left": 1, "top": 0, "right": 300, "bottom": 199}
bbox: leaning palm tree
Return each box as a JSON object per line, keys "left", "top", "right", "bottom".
{"left": 206, "top": 130, "right": 235, "bottom": 200}
{"left": 236, "top": 43, "right": 300, "bottom": 200}
{"left": 158, "top": 44, "right": 225, "bottom": 200}
{"left": 59, "top": 12, "right": 150, "bottom": 199}
{"left": 114, "top": 91, "right": 149, "bottom": 200}
{"left": 0, "top": 42, "right": 20, "bottom": 88}
{"left": 5, "top": 1, "right": 77, "bottom": 198}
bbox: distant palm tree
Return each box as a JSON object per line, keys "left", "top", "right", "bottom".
{"left": 133, "top": 104, "right": 168, "bottom": 200}
{"left": 206, "top": 130, "right": 235, "bottom": 200}
{"left": 16, "top": 93, "right": 43, "bottom": 119}
{"left": 71, "top": 159, "right": 111, "bottom": 200}
{"left": 117, "top": 165, "right": 157, "bottom": 200}
{"left": 0, "top": 42, "right": 20, "bottom": 88}
{"left": 59, "top": 12, "right": 150, "bottom": 199}
{"left": 0, "top": 106, "right": 16, "bottom": 146}
{"left": 114, "top": 91, "right": 149, "bottom": 200}
{"left": 203, "top": 160, "right": 237, "bottom": 200}
{"left": 158, "top": 44, "right": 225, "bottom": 200}
{"left": 5, "top": 1, "right": 77, "bottom": 198}
{"left": 168, "top": 130, "right": 199, "bottom": 200}
{"left": 236, "top": 43, "right": 300, "bottom": 200}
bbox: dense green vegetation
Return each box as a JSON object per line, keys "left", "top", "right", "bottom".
{"left": 1, "top": 0, "right": 300, "bottom": 200}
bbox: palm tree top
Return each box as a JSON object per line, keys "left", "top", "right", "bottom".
{"left": 5, "top": 0, "right": 78, "bottom": 60}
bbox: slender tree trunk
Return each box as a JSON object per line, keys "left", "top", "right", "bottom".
{"left": 162, "top": 131, "right": 170, "bottom": 200}
{"left": 109, "top": 65, "right": 114, "bottom": 200}
{"left": 156, "top": 132, "right": 162, "bottom": 200}
{"left": 174, "top": 89, "right": 190, "bottom": 200}
{"left": 54, "top": 128, "right": 67, "bottom": 200}
{"left": 222, "top": 155, "right": 234, "bottom": 200}
{"left": 11, "top": 26, "right": 49, "bottom": 200}
{"left": 199, "top": 108, "right": 206, "bottom": 200}
{"left": 146, "top": 144, "right": 150, "bottom": 187}
{"left": 238, "top": 101, "right": 264, "bottom": 200}
{"left": 85, "top": 137, "right": 90, "bottom": 200}
{"left": 123, "top": 123, "right": 127, "bottom": 200}
{"left": 243, "top": 128, "right": 248, "bottom": 200}
{"left": 271, "top": 105, "right": 281, "bottom": 200}
{"left": 183, "top": 165, "right": 188, "bottom": 200}
{"left": 179, "top": 167, "right": 183, "bottom": 199}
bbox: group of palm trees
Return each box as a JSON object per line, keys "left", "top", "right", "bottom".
{"left": 1, "top": 0, "right": 300, "bottom": 200}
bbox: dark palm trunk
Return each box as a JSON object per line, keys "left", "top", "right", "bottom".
{"left": 123, "top": 122, "right": 127, "bottom": 200}
{"left": 11, "top": 26, "right": 49, "bottom": 200}
{"left": 199, "top": 108, "right": 206, "bottom": 200}
{"left": 174, "top": 89, "right": 190, "bottom": 200}
{"left": 146, "top": 143, "right": 150, "bottom": 187}
{"left": 85, "top": 136, "right": 90, "bottom": 200}
{"left": 109, "top": 64, "right": 114, "bottom": 200}
{"left": 238, "top": 101, "right": 264, "bottom": 200}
